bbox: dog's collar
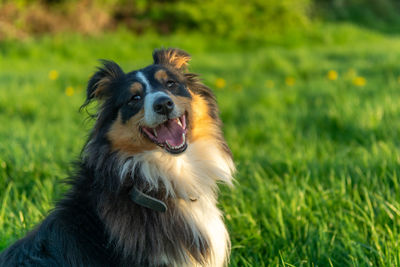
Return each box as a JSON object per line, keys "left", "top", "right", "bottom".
{"left": 129, "top": 186, "right": 168, "bottom": 212}
{"left": 129, "top": 187, "right": 199, "bottom": 212}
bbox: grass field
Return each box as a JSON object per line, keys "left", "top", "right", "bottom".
{"left": 2, "top": 25, "right": 400, "bottom": 266}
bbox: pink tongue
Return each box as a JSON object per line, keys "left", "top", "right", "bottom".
{"left": 156, "top": 119, "right": 185, "bottom": 147}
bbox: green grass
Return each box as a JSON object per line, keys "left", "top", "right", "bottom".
{"left": 2, "top": 25, "right": 400, "bottom": 266}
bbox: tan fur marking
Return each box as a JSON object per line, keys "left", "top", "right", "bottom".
{"left": 107, "top": 111, "right": 156, "bottom": 155}
{"left": 170, "top": 94, "right": 191, "bottom": 115}
{"left": 154, "top": 49, "right": 191, "bottom": 70}
{"left": 130, "top": 82, "right": 143, "bottom": 94}
{"left": 168, "top": 51, "right": 190, "bottom": 69}
{"left": 92, "top": 77, "right": 110, "bottom": 98}
{"left": 154, "top": 69, "right": 168, "bottom": 82}
{"left": 189, "top": 93, "right": 219, "bottom": 142}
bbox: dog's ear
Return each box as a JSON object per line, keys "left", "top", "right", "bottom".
{"left": 153, "top": 48, "right": 191, "bottom": 71}
{"left": 85, "top": 60, "right": 124, "bottom": 103}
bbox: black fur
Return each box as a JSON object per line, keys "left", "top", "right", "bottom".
{"left": 0, "top": 162, "right": 126, "bottom": 267}
{"left": 0, "top": 151, "right": 210, "bottom": 266}
{"left": 0, "top": 48, "right": 230, "bottom": 266}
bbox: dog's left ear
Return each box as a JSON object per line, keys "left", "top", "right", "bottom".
{"left": 153, "top": 48, "right": 191, "bottom": 71}
{"left": 83, "top": 60, "right": 124, "bottom": 107}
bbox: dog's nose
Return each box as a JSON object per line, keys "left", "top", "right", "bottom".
{"left": 153, "top": 96, "right": 174, "bottom": 115}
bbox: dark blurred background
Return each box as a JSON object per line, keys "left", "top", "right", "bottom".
{"left": 1, "top": 0, "right": 400, "bottom": 41}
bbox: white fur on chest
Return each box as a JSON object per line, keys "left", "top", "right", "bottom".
{"left": 178, "top": 195, "right": 230, "bottom": 267}
{"left": 121, "top": 140, "right": 235, "bottom": 266}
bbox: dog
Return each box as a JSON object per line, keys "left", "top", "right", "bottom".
{"left": 0, "top": 48, "right": 235, "bottom": 267}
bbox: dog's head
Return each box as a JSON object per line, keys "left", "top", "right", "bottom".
{"left": 83, "top": 48, "right": 229, "bottom": 157}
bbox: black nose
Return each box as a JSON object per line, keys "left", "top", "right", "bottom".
{"left": 153, "top": 96, "right": 174, "bottom": 115}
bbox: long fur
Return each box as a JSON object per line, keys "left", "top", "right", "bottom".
{"left": 0, "top": 49, "right": 235, "bottom": 267}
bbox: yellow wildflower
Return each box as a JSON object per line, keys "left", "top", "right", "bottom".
{"left": 285, "top": 77, "right": 295, "bottom": 86}
{"left": 215, "top": 78, "right": 226, "bottom": 89}
{"left": 265, "top": 80, "right": 275, "bottom": 88}
{"left": 48, "top": 70, "right": 59, "bottom": 80}
{"left": 327, "top": 70, "right": 338, "bottom": 81}
{"left": 353, "top": 77, "right": 366, "bottom": 87}
{"left": 65, "top": 86, "right": 75, "bottom": 96}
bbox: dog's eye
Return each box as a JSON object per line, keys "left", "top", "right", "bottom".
{"left": 166, "top": 80, "right": 176, "bottom": 89}
{"left": 128, "top": 94, "right": 141, "bottom": 105}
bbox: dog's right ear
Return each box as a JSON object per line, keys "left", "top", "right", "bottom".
{"left": 153, "top": 48, "right": 191, "bottom": 71}
{"left": 84, "top": 60, "right": 124, "bottom": 105}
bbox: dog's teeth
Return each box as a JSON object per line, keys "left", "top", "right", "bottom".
{"left": 153, "top": 129, "right": 157, "bottom": 138}
{"left": 176, "top": 134, "right": 186, "bottom": 148}
{"left": 176, "top": 119, "right": 182, "bottom": 127}
{"left": 166, "top": 140, "right": 172, "bottom": 149}
{"left": 182, "top": 115, "right": 186, "bottom": 129}
{"left": 165, "top": 134, "right": 186, "bottom": 150}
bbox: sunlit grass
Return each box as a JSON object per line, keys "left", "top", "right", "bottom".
{"left": 2, "top": 26, "right": 400, "bottom": 266}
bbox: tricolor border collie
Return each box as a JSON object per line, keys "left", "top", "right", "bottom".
{"left": 0, "top": 48, "right": 235, "bottom": 266}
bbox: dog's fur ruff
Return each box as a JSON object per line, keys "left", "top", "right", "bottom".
{"left": 0, "top": 48, "right": 235, "bottom": 267}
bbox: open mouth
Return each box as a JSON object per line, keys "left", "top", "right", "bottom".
{"left": 141, "top": 114, "right": 188, "bottom": 154}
